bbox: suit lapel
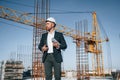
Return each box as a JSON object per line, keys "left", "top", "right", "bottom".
{"left": 44, "top": 33, "right": 48, "bottom": 45}
{"left": 54, "top": 31, "right": 57, "bottom": 39}
{"left": 54, "top": 31, "right": 60, "bottom": 43}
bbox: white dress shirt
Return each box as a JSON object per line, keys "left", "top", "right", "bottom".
{"left": 47, "top": 31, "right": 55, "bottom": 53}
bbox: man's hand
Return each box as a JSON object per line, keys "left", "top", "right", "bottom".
{"left": 53, "top": 42, "right": 60, "bottom": 49}
{"left": 42, "top": 45, "right": 48, "bottom": 53}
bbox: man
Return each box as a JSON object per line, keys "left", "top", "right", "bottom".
{"left": 38, "top": 17, "right": 67, "bottom": 80}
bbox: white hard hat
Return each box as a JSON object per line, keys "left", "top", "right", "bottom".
{"left": 46, "top": 17, "right": 56, "bottom": 24}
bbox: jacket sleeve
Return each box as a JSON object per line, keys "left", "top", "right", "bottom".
{"left": 38, "top": 34, "right": 44, "bottom": 51}
{"left": 59, "top": 33, "right": 67, "bottom": 50}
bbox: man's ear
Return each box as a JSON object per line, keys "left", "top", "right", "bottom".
{"left": 52, "top": 23, "right": 55, "bottom": 27}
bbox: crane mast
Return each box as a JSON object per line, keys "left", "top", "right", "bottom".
{"left": 91, "top": 12, "right": 104, "bottom": 76}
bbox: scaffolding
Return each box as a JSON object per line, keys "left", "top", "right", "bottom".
{"left": 75, "top": 21, "right": 89, "bottom": 80}
{"left": 32, "top": 0, "right": 50, "bottom": 79}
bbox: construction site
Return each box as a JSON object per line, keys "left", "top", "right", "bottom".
{"left": 0, "top": 0, "right": 120, "bottom": 80}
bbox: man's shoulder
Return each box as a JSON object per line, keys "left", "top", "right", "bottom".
{"left": 42, "top": 32, "right": 48, "bottom": 36}
{"left": 55, "top": 31, "right": 62, "bottom": 35}
{"left": 41, "top": 33, "right": 47, "bottom": 38}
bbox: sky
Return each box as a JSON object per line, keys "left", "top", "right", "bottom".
{"left": 0, "top": 0, "right": 120, "bottom": 70}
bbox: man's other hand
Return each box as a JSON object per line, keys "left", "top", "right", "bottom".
{"left": 53, "top": 42, "right": 60, "bottom": 49}
{"left": 42, "top": 45, "right": 48, "bottom": 52}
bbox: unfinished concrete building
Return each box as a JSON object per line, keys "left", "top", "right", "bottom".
{"left": 4, "top": 60, "right": 24, "bottom": 80}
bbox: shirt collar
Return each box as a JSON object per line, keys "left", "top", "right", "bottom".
{"left": 48, "top": 30, "right": 55, "bottom": 35}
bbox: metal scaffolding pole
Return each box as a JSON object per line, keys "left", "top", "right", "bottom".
{"left": 75, "top": 20, "right": 89, "bottom": 80}
{"left": 32, "top": 0, "right": 50, "bottom": 79}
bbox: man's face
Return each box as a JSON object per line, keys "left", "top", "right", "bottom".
{"left": 46, "top": 21, "right": 54, "bottom": 31}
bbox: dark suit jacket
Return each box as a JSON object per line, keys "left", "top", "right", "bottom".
{"left": 38, "top": 31, "right": 67, "bottom": 63}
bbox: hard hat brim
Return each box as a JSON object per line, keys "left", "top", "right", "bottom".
{"left": 46, "top": 20, "right": 56, "bottom": 24}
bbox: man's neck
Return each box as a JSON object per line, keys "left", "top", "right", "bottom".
{"left": 48, "top": 28, "right": 55, "bottom": 34}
